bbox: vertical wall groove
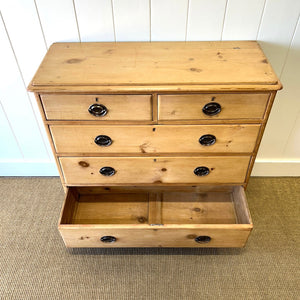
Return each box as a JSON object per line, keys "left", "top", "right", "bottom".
{"left": 0, "top": 100, "right": 24, "bottom": 159}
{"left": 280, "top": 15, "right": 300, "bottom": 155}
{"left": 111, "top": 0, "right": 116, "bottom": 41}
{"left": 72, "top": 0, "right": 81, "bottom": 42}
{"left": 220, "top": 0, "right": 229, "bottom": 40}
{"left": 279, "top": 15, "right": 300, "bottom": 79}
{"left": 256, "top": 0, "right": 267, "bottom": 40}
{"left": 34, "top": 0, "right": 48, "bottom": 50}
{"left": 149, "top": 0, "right": 152, "bottom": 41}
{"left": 185, "top": 0, "right": 190, "bottom": 41}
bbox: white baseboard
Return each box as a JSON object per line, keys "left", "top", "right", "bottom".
{"left": 251, "top": 160, "right": 300, "bottom": 176}
{"left": 0, "top": 161, "right": 59, "bottom": 176}
{"left": 0, "top": 160, "right": 299, "bottom": 177}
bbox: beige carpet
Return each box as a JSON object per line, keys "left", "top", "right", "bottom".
{"left": 0, "top": 177, "right": 299, "bottom": 300}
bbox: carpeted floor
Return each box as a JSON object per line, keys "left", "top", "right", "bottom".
{"left": 0, "top": 177, "right": 299, "bottom": 300}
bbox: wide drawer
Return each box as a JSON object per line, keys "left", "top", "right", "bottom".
{"left": 51, "top": 124, "right": 260, "bottom": 154}
{"left": 58, "top": 186, "right": 253, "bottom": 247}
{"left": 59, "top": 156, "right": 250, "bottom": 185}
{"left": 40, "top": 94, "right": 152, "bottom": 121}
{"left": 158, "top": 93, "right": 269, "bottom": 121}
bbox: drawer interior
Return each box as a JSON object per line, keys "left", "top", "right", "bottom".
{"left": 60, "top": 186, "right": 251, "bottom": 226}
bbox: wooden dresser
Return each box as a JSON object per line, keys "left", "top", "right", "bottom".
{"left": 28, "top": 41, "right": 281, "bottom": 248}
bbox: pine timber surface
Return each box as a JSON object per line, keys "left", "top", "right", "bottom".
{"left": 50, "top": 124, "right": 260, "bottom": 154}
{"left": 58, "top": 186, "right": 252, "bottom": 248}
{"left": 28, "top": 41, "right": 282, "bottom": 92}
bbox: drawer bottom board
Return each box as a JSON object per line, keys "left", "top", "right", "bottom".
{"left": 59, "top": 186, "right": 252, "bottom": 248}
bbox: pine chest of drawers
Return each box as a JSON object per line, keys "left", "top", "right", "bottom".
{"left": 28, "top": 41, "right": 281, "bottom": 248}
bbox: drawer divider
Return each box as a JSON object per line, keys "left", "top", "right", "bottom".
{"left": 148, "top": 193, "right": 162, "bottom": 226}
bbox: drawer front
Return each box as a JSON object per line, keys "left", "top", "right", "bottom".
{"left": 51, "top": 124, "right": 260, "bottom": 154}
{"left": 158, "top": 93, "right": 269, "bottom": 120}
{"left": 41, "top": 94, "right": 152, "bottom": 120}
{"left": 59, "top": 156, "right": 250, "bottom": 185}
{"left": 59, "top": 186, "right": 252, "bottom": 248}
{"left": 59, "top": 227, "right": 251, "bottom": 248}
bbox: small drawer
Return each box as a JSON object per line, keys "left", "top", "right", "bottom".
{"left": 40, "top": 94, "right": 152, "bottom": 121}
{"left": 59, "top": 156, "right": 250, "bottom": 185}
{"left": 51, "top": 124, "right": 260, "bottom": 154}
{"left": 58, "top": 186, "right": 253, "bottom": 247}
{"left": 158, "top": 93, "right": 269, "bottom": 121}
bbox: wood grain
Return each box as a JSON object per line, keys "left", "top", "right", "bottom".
{"left": 28, "top": 84, "right": 282, "bottom": 93}
{"left": 59, "top": 156, "right": 251, "bottom": 185}
{"left": 28, "top": 41, "right": 280, "bottom": 91}
{"left": 41, "top": 94, "right": 152, "bottom": 120}
{"left": 161, "top": 192, "right": 237, "bottom": 224}
{"left": 50, "top": 124, "right": 260, "bottom": 154}
{"left": 28, "top": 41, "right": 281, "bottom": 248}
{"left": 158, "top": 93, "right": 270, "bottom": 120}
{"left": 73, "top": 193, "right": 148, "bottom": 224}
{"left": 148, "top": 193, "right": 162, "bottom": 225}
{"left": 58, "top": 186, "right": 252, "bottom": 247}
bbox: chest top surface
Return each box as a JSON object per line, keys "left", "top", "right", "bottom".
{"left": 28, "top": 41, "right": 281, "bottom": 92}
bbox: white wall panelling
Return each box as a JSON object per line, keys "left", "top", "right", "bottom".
{"left": 0, "top": 0, "right": 299, "bottom": 175}
{"left": 0, "top": 0, "right": 47, "bottom": 86}
{"left": 257, "top": 0, "right": 300, "bottom": 161}
{"left": 35, "top": 0, "right": 80, "bottom": 47}
{"left": 257, "top": 0, "right": 300, "bottom": 75}
{"left": 285, "top": 114, "right": 300, "bottom": 159}
{"left": 0, "top": 102, "right": 22, "bottom": 160}
{"left": 151, "top": 0, "right": 189, "bottom": 41}
{"left": 187, "top": 0, "right": 227, "bottom": 41}
{"left": 113, "top": 0, "right": 150, "bottom": 41}
{"left": 252, "top": 160, "right": 300, "bottom": 176}
{"left": 222, "top": 0, "right": 266, "bottom": 40}
{"left": 0, "top": 13, "right": 49, "bottom": 161}
{"left": 276, "top": 18, "right": 300, "bottom": 159}
{"left": 74, "top": 0, "right": 115, "bottom": 42}
{"left": 0, "top": 1, "right": 52, "bottom": 161}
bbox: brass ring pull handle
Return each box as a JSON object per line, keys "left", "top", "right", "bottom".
{"left": 202, "top": 102, "right": 221, "bottom": 116}
{"left": 199, "top": 134, "right": 216, "bottom": 146}
{"left": 94, "top": 135, "right": 112, "bottom": 147}
{"left": 99, "top": 167, "right": 116, "bottom": 176}
{"left": 194, "top": 166, "right": 210, "bottom": 176}
{"left": 88, "top": 103, "right": 108, "bottom": 117}
{"left": 100, "top": 236, "right": 117, "bottom": 243}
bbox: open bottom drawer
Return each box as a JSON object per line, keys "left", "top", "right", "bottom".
{"left": 59, "top": 186, "right": 253, "bottom": 248}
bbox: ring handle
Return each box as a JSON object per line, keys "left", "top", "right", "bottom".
{"left": 195, "top": 236, "right": 211, "bottom": 243}
{"left": 88, "top": 103, "right": 108, "bottom": 117}
{"left": 94, "top": 135, "right": 112, "bottom": 147}
{"left": 199, "top": 134, "right": 216, "bottom": 146}
{"left": 194, "top": 166, "right": 210, "bottom": 177}
{"left": 202, "top": 102, "right": 221, "bottom": 116}
{"left": 99, "top": 167, "right": 116, "bottom": 176}
{"left": 100, "top": 236, "right": 117, "bottom": 243}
